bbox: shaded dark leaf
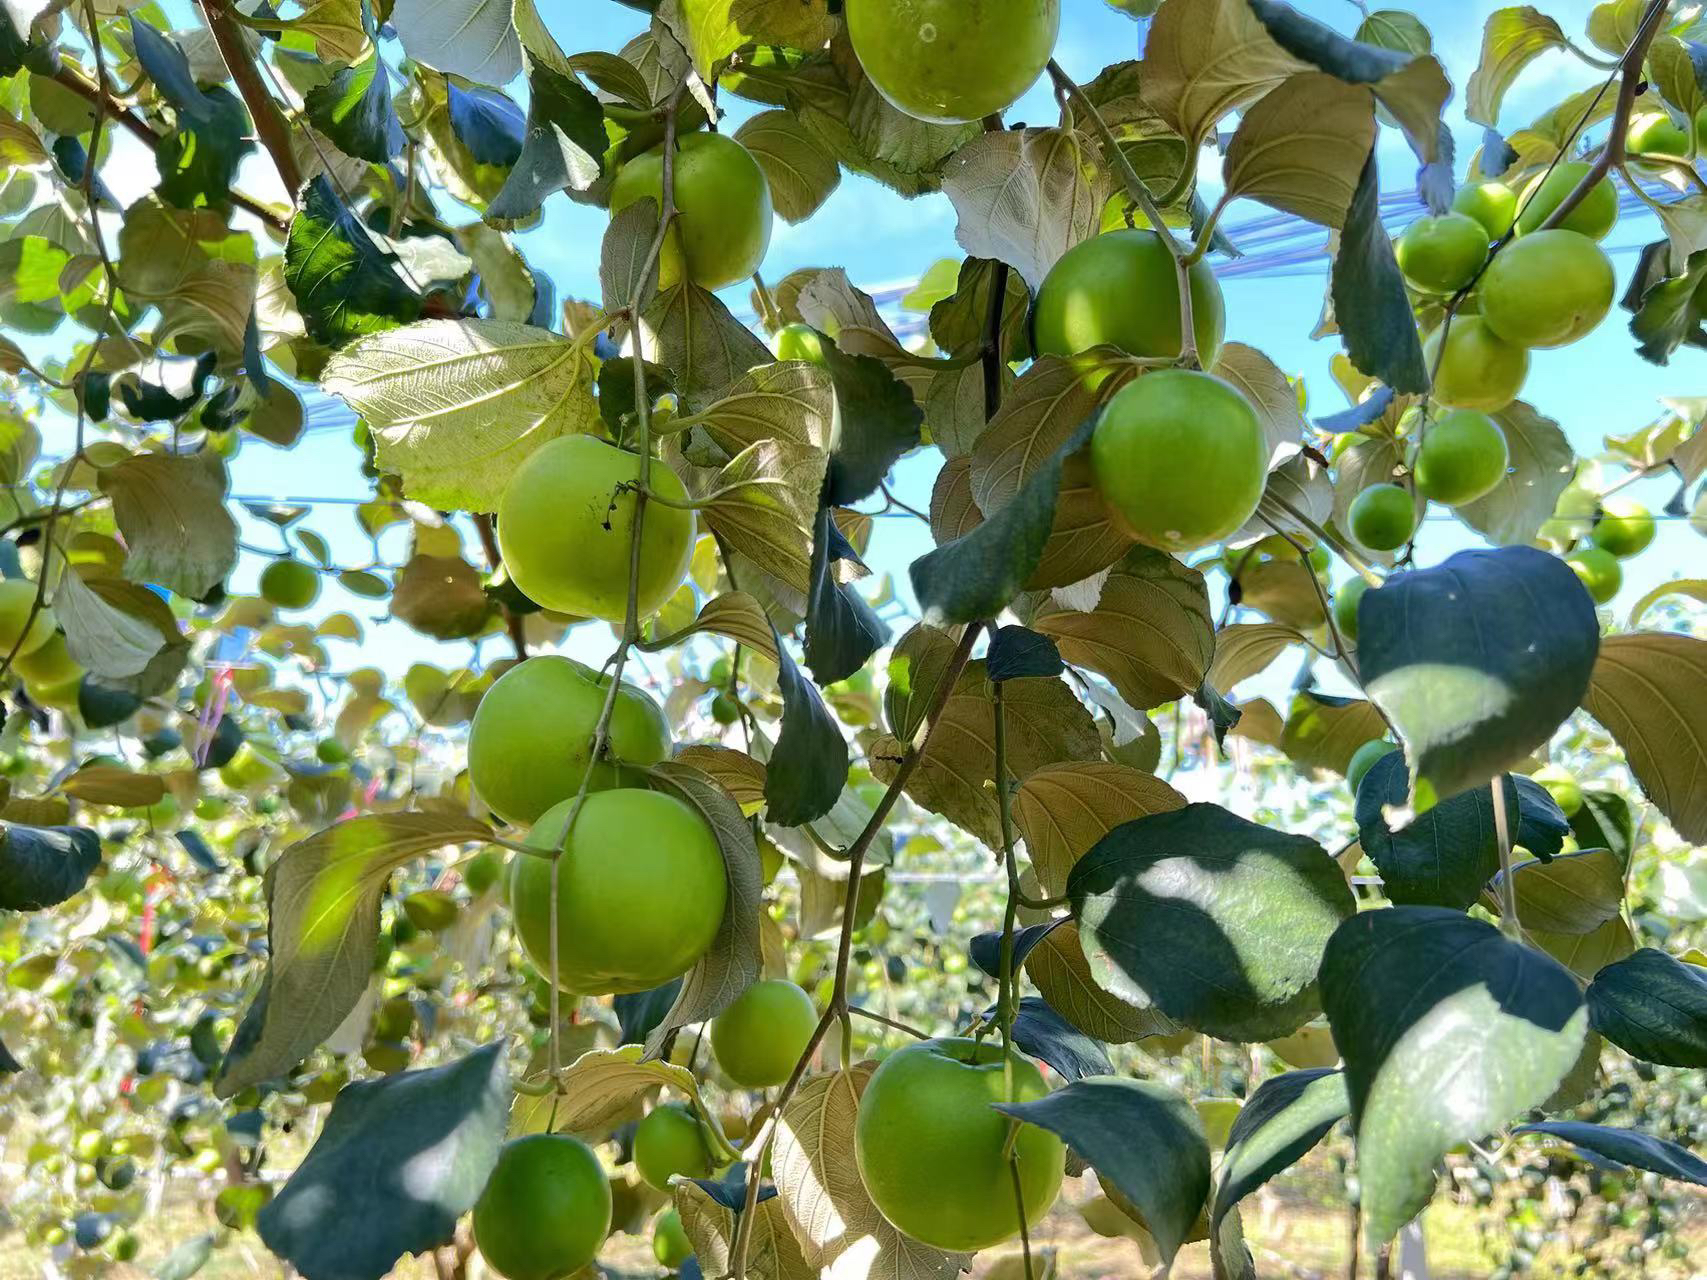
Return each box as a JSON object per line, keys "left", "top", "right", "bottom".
{"left": 764, "top": 627, "right": 848, "bottom": 827}
{"left": 447, "top": 84, "right": 526, "bottom": 166}
{"left": 1587, "top": 948, "right": 1707, "bottom": 1068}
{"left": 818, "top": 343, "right": 923, "bottom": 506}
{"left": 0, "top": 823, "right": 102, "bottom": 910}
{"left": 487, "top": 61, "right": 605, "bottom": 224}
{"left": 1213, "top": 1068, "right": 1348, "bottom": 1230}
{"left": 1514, "top": 1121, "right": 1707, "bottom": 1186}
{"left": 986, "top": 625, "right": 1064, "bottom": 681}
{"left": 804, "top": 505, "right": 887, "bottom": 686}
{"left": 1331, "top": 153, "right": 1428, "bottom": 394}
{"left": 306, "top": 55, "right": 405, "bottom": 163}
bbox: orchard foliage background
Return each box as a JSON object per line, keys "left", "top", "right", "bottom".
{"left": 0, "top": 0, "right": 1706, "bottom": 1277}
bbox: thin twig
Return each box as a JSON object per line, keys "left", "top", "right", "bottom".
{"left": 1491, "top": 777, "right": 1521, "bottom": 941}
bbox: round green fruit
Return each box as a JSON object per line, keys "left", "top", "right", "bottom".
{"left": 14, "top": 630, "right": 80, "bottom": 685}
{"left": 401, "top": 889, "right": 460, "bottom": 932}
{"left": 1514, "top": 160, "right": 1618, "bottom": 240}
{"left": 509, "top": 788, "right": 727, "bottom": 994}
{"left": 1479, "top": 230, "right": 1613, "bottom": 349}
{"left": 473, "top": 1135, "right": 611, "bottom": 1280}
{"left": 259, "top": 559, "right": 320, "bottom": 610}
{"left": 467, "top": 654, "right": 670, "bottom": 826}
{"left": 496, "top": 435, "right": 696, "bottom": 623}
{"left": 1412, "top": 409, "right": 1509, "bottom": 505}
{"left": 1589, "top": 498, "right": 1656, "bottom": 558}
{"left": 1628, "top": 112, "right": 1689, "bottom": 158}
{"left": 0, "top": 580, "right": 56, "bottom": 659}
{"left": 845, "top": 0, "right": 1059, "bottom": 125}
{"left": 1531, "top": 764, "right": 1584, "bottom": 818}
{"left": 855, "top": 1038, "right": 1064, "bottom": 1251}
{"left": 1333, "top": 576, "right": 1369, "bottom": 644}
{"left": 1452, "top": 181, "right": 1518, "bottom": 239}
{"left": 1395, "top": 213, "right": 1489, "bottom": 294}
{"left": 1348, "top": 484, "right": 1416, "bottom": 552}
{"left": 1347, "top": 739, "right": 1398, "bottom": 796}
{"left": 1033, "top": 229, "right": 1225, "bottom": 370}
{"left": 774, "top": 323, "right": 826, "bottom": 364}
{"left": 609, "top": 133, "right": 772, "bottom": 291}
{"left": 632, "top": 1103, "right": 713, "bottom": 1191}
{"left": 1424, "top": 316, "right": 1528, "bottom": 412}
{"left": 463, "top": 850, "right": 504, "bottom": 895}
{"left": 1565, "top": 545, "right": 1622, "bottom": 604}
{"left": 1090, "top": 370, "right": 1266, "bottom": 553}
{"left": 709, "top": 979, "right": 819, "bottom": 1088}
{"left": 652, "top": 1208, "right": 693, "bottom": 1270}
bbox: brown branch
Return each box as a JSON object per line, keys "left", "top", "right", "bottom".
{"left": 472, "top": 513, "right": 527, "bottom": 661}
{"left": 196, "top": 0, "right": 304, "bottom": 195}
{"left": 50, "top": 60, "right": 289, "bottom": 232}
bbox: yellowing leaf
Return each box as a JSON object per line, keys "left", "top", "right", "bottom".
{"left": 1015, "top": 762, "right": 1186, "bottom": 895}
{"left": 1582, "top": 632, "right": 1707, "bottom": 842}
{"left": 1221, "top": 72, "right": 1374, "bottom": 228}
{"left": 98, "top": 450, "right": 238, "bottom": 599}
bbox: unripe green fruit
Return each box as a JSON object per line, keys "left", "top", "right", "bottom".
{"left": 1347, "top": 739, "right": 1398, "bottom": 796}
{"left": 1333, "top": 576, "right": 1369, "bottom": 644}
{"left": 496, "top": 435, "right": 695, "bottom": 623}
{"left": 845, "top": 0, "right": 1059, "bottom": 125}
{"left": 1347, "top": 483, "right": 1417, "bottom": 552}
{"left": 1452, "top": 181, "right": 1518, "bottom": 238}
{"left": 401, "top": 889, "right": 460, "bottom": 932}
{"left": 1531, "top": 764, "right": 1584, "bottom": 818}
{"left": 855, "top": 1038, "right": 1064, "bottom": 1251}
{"left": 14, "top": 630, "right": 80, "bottom": 685}
{"left": 1412, "top": 409, "right": 1509, "bottom": 505}
{"left": 609, "top": 133, "right": 772, "bottom": 291}
{"left": 473, "top": 1135, "right": 611, "bottom": 1280}
{"left": 773, "top": 323, "right": 826, "bottom": 363}
{"left": 0, "top": 580, "right": 56, "bottom": 659}
{"left": 463, "top": 850, "right": 504, "bottom": 895}
{"left": 1090, "top": 369, "right": 1267, "bottom": 553}
{"left": 315, "top": 738, "right": 349, "bottom": 764}
{"left": 652, "top": 1208, "right": 694, "bottom": 1270}
{"left": 1033, "top": 229, "right": 1226, "bottom": 371}
{"left": 632, "top": 1102, "right": 713, "bottom": 1191}
{"left": 1424, "top": 316, "right": 1528, "bottom": 412}
{"left": 1395, "top": 213, "right": 1489, "bottom": 294}
{"left": 260, "top": 559, "right": 320, "bottom": 610}
{"left": 1565, "top": 545, "right": 1621, "bottom": 604}
{"left": 1589, "top": 498, "right": 1656, "bottom": 558}
{"left": 710, "top": 979, "right": 819, "bottom": 1088}
{"left": 1480, "top": 230, "right": 1614, "bottom": 349}
{"left": 1514, "top": 160, "right": 1618, "bottom": 240}
{"left": 467, "top": 654, "right": 670, "bottom": 826}
{"left": 1628, "top": 112, "right": 1689, "bottom": 158}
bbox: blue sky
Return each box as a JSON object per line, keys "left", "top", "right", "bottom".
{"left": 29, "top": 1, "right": 1703, "bottom": 687}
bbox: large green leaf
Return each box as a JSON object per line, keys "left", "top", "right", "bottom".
{"left": 1587, "top": 947, "right": 1707, "bottom": 1068}
{"left": 285, "top": 176, "right": 421, "bottom": 347}
{"left": 1068, "top": 803, "right": 1355, "bottom": 1041}
{"left": 1513, "top": 1121, "right": 1707, "bottom": 1186}
{"left": 1581, "top": 632, "right": 1707, "bottom": 843}
{"left": 1358, "top": 546, "right": 1600, "bottom": 811}
{"left": 1330, "top": 153, "right": 1428, "bottom": 393}
{"left": 218, "top": 812, "right": 496, "bottom": 1096}
{"left": 0, "top": 822, "right": 102, "bottom": 911}
{"left": 304, "top": 53, "right": 405, "bottom": 163}
{"left": 997, "top": 1077, "right": 1209, "bottom": 1266}
{"left": 257, "top": 1044, "right": 511, "bottom": 1280}
{"left": 98, "top": 450, "right": 238, "bottom": 599}
{"left": 1321, "top": 907, "right": 1587, "bottom": 1248}
{"left": 1212, "top": 1068, "right": 1349, "bottom": 1231}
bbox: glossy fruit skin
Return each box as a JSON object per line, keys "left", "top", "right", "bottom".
{"left": 855, "top": 1038, "right": 1064, "bottom": 1251}
{"left": 1395, "top": 213, "right": 1489, "bottom": 294}
{"left": 1628, "top": 112, "right": 1689, "bottom": 158}
{"left": 1452, "top": 182, "right": 1518, "bottom": 238}
{"left": 1033, "top": 229, "right": 1226, "bottom": 370}
{"left": 0, "top": 580, "right": 56, "bottom": 659}
{"left": 14, "top": 629, "right": 80, "bottom": 686}
{"left": 1333, "top": 576, "right": 1369, "bottom": 644}
{"left": 1347, "top": 739, "right": 1398, "bottom": 796}
{"left": 509, "top": 789, "right": 726, "bottom": 995}
{"left": 845, "top": 0, "right": 1059, "bottom": 125}
{"left": 473, "top": 1135, "right": 611, "bottom": 1280}
{"left": 1348, "top": 484, "right": 1417, "bottom": 552}
{"left": 774, "top": 323, "right": 826, "bottom": 363}
{"left": 1515, "top": 161, "right": 1618, "bottom": 240}
{"left": 497, "top": 434, "right": 695, "bottom": 623}
{"left": 1565, "top": 545, "right": 1622, "bottom": 604}
{"left": 1479, "top": 230, "right": 1614, "bottom": 349}
{"left": 1589, "top": 498, "right": 1656, "bottom": 558}
{"left": 1424, "top": 316, "right": 1528, "bottom": 411}
{"left": 1090, "top": 370, "right": 1266, "bottom": 553}
{"left": 260, "top": 559, "right": 320, "bottom": 610}
{"left": 1413, "top": 409, "right": 1509, "bottom": 505}
{"left": 633, "top": 1103, "right": 713, "bottom": 1190}
{"left": 709, "top": 979, "right": 819, "bottom": 1088}
{"left": 653, "top": 1208, "right": 693, "bottom": 1269}
{"left": 467, "top": 654, "right": 670, "bottom": 826}
{"left": 609, "top": 133, "right": 771, "bottom": 291}
{"left": 1531, "top": 764, "right": 1584, "bottom": 818}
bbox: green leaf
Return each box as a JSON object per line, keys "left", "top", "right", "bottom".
{"left": 1587, "top": 947, "right": 1707, "bottom": 1068}
{"left": 389, "top": 0, "right": 521, "bottom": 86}
{"left": 1002, "top": 994, "right": 1114, "bottom": 1082}
{"left": 487, "top": 58, "right": 605, "bottom": 224}
{"left": 218, "top": 812, "right": 495, "bottom": 1096}
{"left": 98, "top": 450, "right": 238, "bottom": 599}
{"left": 155, "top": 88, "right": 255, "bottom": 212}
{"left": 257, "top": 1044, "right": 511, "bottom": 1280}
{"left": 1623, "top": 241, "right": 1707, "bottom": 365}
{"left": 764, "top": 628, "right": 848, "bottom": 827}
{"left": 1490, "top": 847, "right": 1624, "bottom": 934}
{"left": 996, "top": 1077, "right": 1209, "bottom": 1266}
{"left": 1212, "top": 1069, "right": 1349, "bottom": 1231}
{"left": 1280, "top": 691, "right": 1389, "bottom": 776}
{"left": 1221, "top": 72, "right": 1374, "bottom": 227}
{"left": 805, "top": 506, "right": 887, "bottom": 686}
{"left": 1014, "top": 761, "right": 1185, "bottom": 897}
{"left": 1331, "top": 152, "right": 1428, "bottom": 394}
{"left": 1513, "top": 1121, "right": 1707, "bottom": 1186}
{"left": 692, "top": 439, "right": 823, "bottom": 601}
{"left": 1320, "top": 906, "right": 1586, "bottom": 1248}
{"left": 1358, "top": 546, "right": 1600, "bottom": 810}
{"left": 1465, "top": 8, "right": 1569, "bottom": 126}
{"left": 1024, "top": 919, "right": 1182, "bottom": 1044}
{"left": 734, "top": 109, "right": 840, "bottom": 223}
{"left": 1581, "top": 632, "right": 1707, "bottom": 842}
{"left": 819, "top": 342, "right": 923, "bottom": 507}
{"left": 153, "top": 1233, "right": 215, "bottom": 1280}
{"left": 1355, "top": 749, "right": 1569, "bottom": 910}
{"left": 640, "top": 761, "right": 765, "bottom": 1056}
{"left": 1138, "top": 0, "right": 1305, "bottom": 149}
{"left": 0, "top": 822, "right": 102, "bottom": 911}
{"left": 640, "top": 280, "right": 773, "bottom": 413}
{"left": 1028, "top": 546, "right": 1214, "bottom": 713}
{"left": 665, "top": 0, "right": 837, "bottom": 81}
{"left": 304, "top": 54, "right": 404, "bottom": 163}
{"left": 320, "top": 319, "right": 598, "bottom": 513}
{"left": 985, "top": 624, "right": 1065, "bottom": 682}
{"left": 883, "top": 623, "right": 961, "bottom": 743}
{"left": 1533, "top": 914, "right": 1635, "bottom": 982}
{"left": 1207, "top": 622, "right": 1305, "bottom": 692}
{"left": 1571, "top": 788, "right": 1637, "bottom": 868}
{"left": 1068, "top": 802, "right": 1355, "bottom": 1041}
{"left": 1454, "top": 401, "right": 1575, "bottom": 547}
{"left": 285, "top": 175, "right": 421, "bottom": 347}
{"left": 55, "top": 569, "right": 190, "bottom": 694}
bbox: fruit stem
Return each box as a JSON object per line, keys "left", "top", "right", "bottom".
{"left": 1266, "top": 493, "right": 1383, "bottom": 589}
{"left": 1490, "top": 778, "right": 1523, "bottom": 942}
{"left": 1046, "top": 60, "right": 1201, "bottom": 370}
{"left": 1182, "top": 191, "right": 1231, "bottom": 269}
{"left": 846, "top": 1005, "right": 931, "bottom": 1041}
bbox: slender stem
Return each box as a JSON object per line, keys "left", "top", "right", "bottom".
{"left": 846, "top": 1005, "right": 931, "bottom": 1041}
{"left": 993, "top": 680, "right": 1035, "bottom": 1280}
{"left": 1491, "top": 778, "right": 1521, "bottom": 941}
{"left": 196, "top": 0, "right": 303, "bottom": 194}
{"left": 472, "top": 513, "right": 527, "bottom": 661}
{"left": 981, "top": 260, "right": 1011, "bottom": 422}
{"left": 751, "top": 270, "right": 781, "bottom": 332}
{"left": 1048, "top": 60, "right": 1199, "bottom": 369}
{"left": 1268, "top": 493, "right": 1383, "bottom": 588}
